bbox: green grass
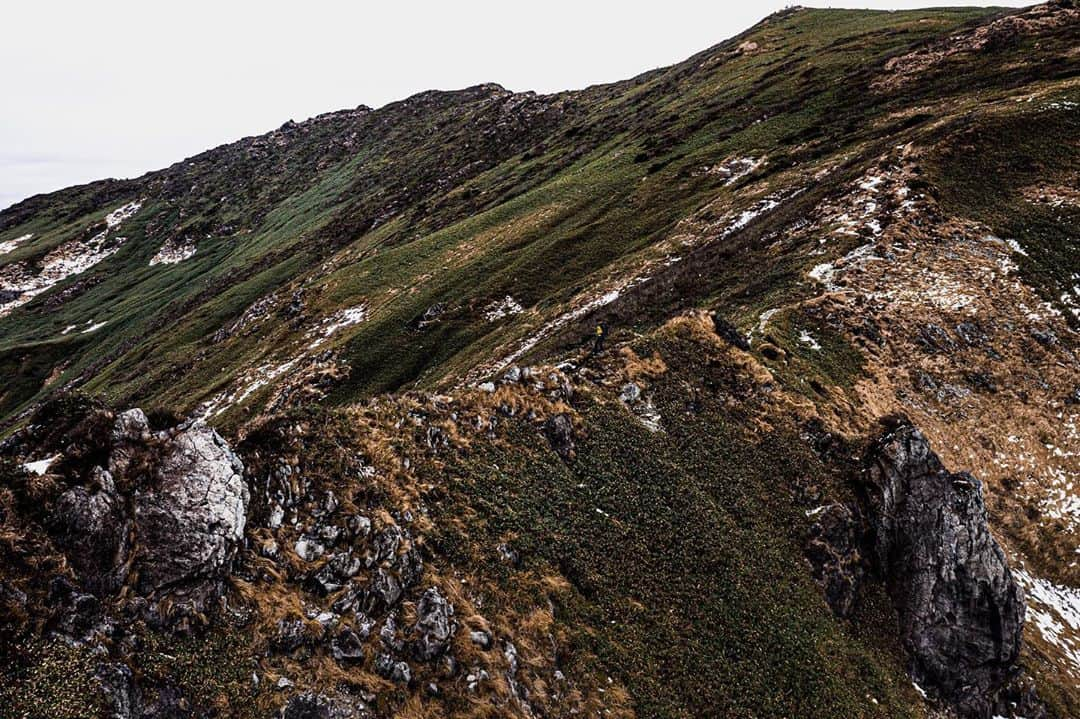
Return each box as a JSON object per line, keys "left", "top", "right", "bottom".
{"left": 424, "top": 329, "right": 919, "bottom": 718}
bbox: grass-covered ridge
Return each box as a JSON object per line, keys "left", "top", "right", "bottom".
{"left": 4, "top": 4, "right": 1059, "bottom": 428}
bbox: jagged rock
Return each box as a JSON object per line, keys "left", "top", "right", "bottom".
{"left": 310, "top": 550, "right": 363, "bottom": 594}
{"left": 862, "top": 420, "right": 1024, "bottom": 718}
{"left": 294, "top": 536, "right": 325, "bottom": 562}
{"left": 331, "top": 584, "right": 366, "bottom": 615}
{"left": 395, "top": 548, "right": 424, "bottom": 590}
{"left": 917, "top": 323, "right": 955, "bottom": 353}
{"left": 273, "top": 617, "right": 307, "bottom": 653}
{"left": 368, "top": 567, "right": 402, "bottom": 611}
{"left": 412, "top": 587, "right": 454, "bottom": 661}
{"left": 133, "top": 422, "right": 248, "bottom": 598}
{"left": 619, "top": 383, "right": 642, "bottom": 403}
{"left": 331, "top": 627, "right": 365, "bottom": 665}
{"left": 96, "top": 663, "right": 139, "bottom": 719}
{"left": 369, "top": 525, "right": 403, "bottom": 566}
{"left": 108, "top": 408, "right": 150, "bottom": 477}
{"left": 280, "top": 691, "right": 358, "bottom": 719}
{"left": 470, "top": 630, "right": 492, "bottom": 649}
{"left": 994, "top": 674, "right": 1048, "bottom": 719}
{"left": 955, "top": 321, "right": 987, "bottom": 346}
{"left": 375, "top": 653, "right": 411, "bottom": 684}
{"left": 380, "top": 611, "right": 405, "bottom": 652}
{"left": 347, "top": 514, "right": 371, "bottom": 538}
{"left": 51, "top": 465, "right": 130, "bottom": 595}
{"left": 1030, "top": 328, "right": 1058, "bottom": 346}
{"left": 543, "top": 413, "right": 575, "bottom": 459}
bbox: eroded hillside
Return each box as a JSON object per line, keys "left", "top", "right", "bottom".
{"left": 1, "top": 3, "right": 1079, "bottom": 718}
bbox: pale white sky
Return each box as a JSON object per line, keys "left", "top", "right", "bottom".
{"left": 1, "top": 1, "right": 1028, "bottom": 210}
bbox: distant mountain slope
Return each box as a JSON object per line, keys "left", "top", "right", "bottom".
{"left": 1, "top": 3, "right": 1079, "bottom": 718}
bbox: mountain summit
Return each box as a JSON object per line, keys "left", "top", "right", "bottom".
{"left": 1, "top": 4, "right": 1079, "bottom": 718}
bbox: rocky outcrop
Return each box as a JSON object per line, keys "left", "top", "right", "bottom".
{"left": 862, "top": 420, "right": 1025, "bottom": 718}
{"left": 133, "top": 421, "right": 248, "bottom": 595}
{"left": 804, "top": 503, "right": 865, "bottom": 618}
{"left": 42, "top": 407, "right": 248, "bottom": 626}
{"left": 52, "top": 465, "right": 130, "bottom": 595}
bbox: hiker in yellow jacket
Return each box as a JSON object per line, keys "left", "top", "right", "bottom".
{"left": 592, "top": 322, "right": 607, "bottom": 354}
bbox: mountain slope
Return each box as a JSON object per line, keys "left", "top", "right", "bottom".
{"left": 1, "top": 3, "right": 1079, "bottom": 719}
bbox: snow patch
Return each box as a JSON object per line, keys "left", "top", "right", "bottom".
{"left": 23, "top": 455, "right": 59, "bottom": 476}
{"left": 0, "top": 201, "right": 142, "bottom": 318}
{"left": 484, "top": 295, "right": 524, "bottom": 322}
{"left": 150, "top": 238, "right": 197, "bottom": 265}
{"left": 1005, "top": 238, "right": 1029, "bottom": 257}
{"left": 1013, "top": 567, "right": 1080, "bottom": 677}
{"left": 307, "top": 304, "right": 368, "bottom": 349}
{"left": 0, "top": 233, "right": 32, "bottom": 256}
{"left": 798, "top": 329, "right": 821, "bottom": 350}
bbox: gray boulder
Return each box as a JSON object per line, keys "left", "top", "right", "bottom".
{"left": 412, "top": 587, "right": 454, "bottom": 661}
{"left": 133, "top": 422, "right": 248, "bottom": 595}
{"left": 52, "top": 466, "right": 130, "bottom": 595}
{"left": 863, "top": 421, "right": 1024, "bottom": 718}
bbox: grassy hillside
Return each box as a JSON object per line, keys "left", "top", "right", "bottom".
{"left": 2, "top": 3, "right": 1080, "bottom": 718}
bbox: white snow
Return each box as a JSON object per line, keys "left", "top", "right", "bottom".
{"left": 484, "top": 295, "right": 524, "bottom": 321}
{"left": 149, "top": 238, "right": 197, "bottom": 266}
{"left": 798, "top": 329, "right": 821, "bottom": 350}
{"left": 197, "top": 357, "right": 301, "bottom": 418}
{"left": 757, "top": 308, "right": 779, "bottom": 334}
{"left": 808, "top": 242, "right": 881, "bottom": 292}
{"left": 81, "top": 320, "right": 107, "bottom": 333}
{"left": 705, "top": 156, "right": 767, "bottom": 185}
{"left": 22, "top": 455, "right": 59, "bottom": 475}
{"left": 306, "top": 304, "right": 368, "bottom": 348}
{"left": 0, "top": 200, "right": 142, "bottom": 318}
{"left": 1013, "top": 567, "right": 1080, "bottom": 676}
{"left": 1005, "top": 238, "right": 1029, "bottom": 257}
{"left": 0, "top": 233, "right": 32, "bottom": 256}
{"left": 105, "top": 201, "right": 142, "bottom": 228}
{"left": 859, "top": 175, "right": 886, "bottom": 192}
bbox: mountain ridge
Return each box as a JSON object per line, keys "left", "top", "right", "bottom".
{"left": 1, "top": 3, "right": 1079, "bottom": 718}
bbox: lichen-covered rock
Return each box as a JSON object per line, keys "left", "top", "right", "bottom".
{"left": 543, "top": 413, "right": 575, "bottom": 459}
{"left": 804, "top": 502, "right": 864, "bottom": 618}
{"left": 280, "top": 691, "right": 363, "bottom": 719}
{"left": 863, "top": 420, "right": 1024, "bottom": 718}
{"left": 412, "top": 587, "right": 454, "bottom": 661}
{"left": 133, "top": 422, "right": 248, "bottom": 595}
{"left": 52, "top": 465, "right": 130, "bottom": 595}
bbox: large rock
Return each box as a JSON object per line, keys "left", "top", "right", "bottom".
{"left": 863, "top": 421, "right": 1024, "bottom": 718}
{"left": 411, "top": 587, "right": 454, "bottom": 661}
{"left": 133, "top": 422, "right": 248, "bottom": 595}
{"left": 52, "top": 465, "right": 130, "bottom": 595}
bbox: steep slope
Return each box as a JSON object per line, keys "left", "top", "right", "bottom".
{"left": 1, "top": 3, "right": 1079, "bottom": 719}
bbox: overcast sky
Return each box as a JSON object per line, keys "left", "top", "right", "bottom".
{"left": 1, "top": 1, "right": 1029, "bottom": 210}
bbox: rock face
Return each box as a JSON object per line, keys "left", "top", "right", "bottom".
{"left": 133, "top": 421, "right": 248, "bottom": 601}
{"left": 804, "top": 502, "right": 864, "bottom": 618}
{"left": 411, "top": 587, "right": 454, "bottom": 661}
{"left": 44, "top": 408, "right": 249, "bottom": 624}
{"left": 863, "top": 421, "right": 1024, "bottom": 718}
{"left": 52, "top": 465, "right": 130, "bottom": 595}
